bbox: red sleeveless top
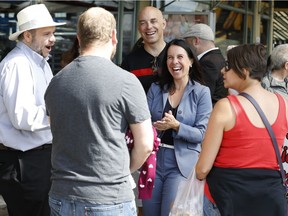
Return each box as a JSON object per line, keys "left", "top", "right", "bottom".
{"left": 214, "top": 94, "right": 288, "bottom": 169}
{"left": 205, "top": 94, "right": 288, "bottom": 204}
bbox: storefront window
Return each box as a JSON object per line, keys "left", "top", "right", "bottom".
{"left": 0, "top": 3, "right": 134, "bottom": 73}
{"left": 163, "top": 12, "right": 210, "bottom": 41}
{"left": 158, "top": 0, "right": 256, "bottom": 57}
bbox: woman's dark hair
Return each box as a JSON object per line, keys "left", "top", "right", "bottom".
{"left": 227, "top": 44, "right": 267, "bottom": 81}
{"left": 158, "top": 39, "right": 204, "bottom": 91}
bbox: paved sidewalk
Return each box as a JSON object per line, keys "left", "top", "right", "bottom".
{"left": 0, "top": 195, "right": 8, "bottom": 216}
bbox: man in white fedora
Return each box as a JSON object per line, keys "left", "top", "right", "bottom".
{"left": 0, "top": 4, "right": 65, "bottom": 216}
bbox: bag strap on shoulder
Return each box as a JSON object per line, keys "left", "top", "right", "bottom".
{"left": 239, "top": 92, "right": 286, "bottom": 191}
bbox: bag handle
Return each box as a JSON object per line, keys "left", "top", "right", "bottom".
{"left": 239, "top": 92, "right": 286, "bottom": 188}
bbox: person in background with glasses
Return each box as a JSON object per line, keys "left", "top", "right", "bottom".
{"left": 121, "top": 6, "right": 167, "bottom": 94}
{"left": 182, "top": 23, "right": 228, "bottom": 105}
{"left": 143, "top": 39, "right": 212, "bottom": 216}
{"left": 196, "top": 44, "right": 288, "bottom": 216}
{"left": 121, "top": 6, "right": 167, "bottom": 215}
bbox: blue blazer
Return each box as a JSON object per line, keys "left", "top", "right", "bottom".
{"left": 147, "top": 80, "right": 212, "bottom": 178}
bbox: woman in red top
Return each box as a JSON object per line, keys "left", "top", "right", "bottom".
{"left": 196, "top": 44, "right": 288, "bottom": 216}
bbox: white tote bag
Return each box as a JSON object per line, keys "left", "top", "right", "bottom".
{"left": 169, "top": 167, "right": 205, "bottom": 216}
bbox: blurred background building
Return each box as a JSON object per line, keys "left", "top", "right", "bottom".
{"left": 0, "top": 0, "right": 287, "bottom": 74}
{"left": 0, "top": 1, "right": 287, "bottom": 214}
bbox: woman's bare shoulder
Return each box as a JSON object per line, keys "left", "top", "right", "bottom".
{"left": 213, "top": 97, "right": 232, "bottom": 112}
{"left": 211, "top": 97, "right": 236, "bottom": 130}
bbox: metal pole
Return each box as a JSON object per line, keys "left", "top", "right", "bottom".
{"left": 116, "top": 0, "right": 124, "bottom": 65}
{"left": 267, "top": 0, "right": 274, "bottom": 54}
{"left": 253, "top": 0, "right": 261, "bottom": 44}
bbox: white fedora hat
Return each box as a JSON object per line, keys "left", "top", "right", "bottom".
{"left": 9, "top": 4, "right": 66, "bottom": 41}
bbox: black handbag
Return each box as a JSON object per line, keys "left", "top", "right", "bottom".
{"left": 240, "top": 92, "right": 288, "bottom": 215}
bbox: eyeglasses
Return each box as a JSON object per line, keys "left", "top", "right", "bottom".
{"left": 224, "top": 60, "right": 231, "bottom": 72}
{"left": 151, "top": 57, "right": 158, "bottom": 74}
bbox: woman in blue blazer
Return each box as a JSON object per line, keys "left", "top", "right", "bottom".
{"left": 142, "top": 39, "right": 212, "bottom": 216}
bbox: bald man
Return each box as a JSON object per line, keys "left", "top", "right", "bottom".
{"left": 121, "top": 6, "right": 167, "bottom": 216}
{"left": 121, "top": 6, "right": 167, "bottom": 93}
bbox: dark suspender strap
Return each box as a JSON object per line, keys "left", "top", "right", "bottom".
{"left": 239, "top": 92, "right": 286, "bottom": 188}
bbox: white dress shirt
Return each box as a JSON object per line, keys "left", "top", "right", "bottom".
{"left": 0, "top": 42, "right": 52, "bottom": 151}
{"left": 197, "top": 47, "right": 219, "bottom": 60}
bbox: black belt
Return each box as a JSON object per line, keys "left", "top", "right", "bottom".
{"left": 0, "top": 143, "right": 51, "bottom": 151}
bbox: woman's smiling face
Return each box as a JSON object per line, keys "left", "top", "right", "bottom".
{"left": 166, "top": 45, "right": 192, "bottom": 80}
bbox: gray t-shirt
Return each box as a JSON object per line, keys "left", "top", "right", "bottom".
{"left": 45, "top": 56, "right": 150, "bottom": 204}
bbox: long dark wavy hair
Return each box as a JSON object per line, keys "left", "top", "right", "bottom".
{"left": 158, "top": 39, "right": 205, "bottom": 91}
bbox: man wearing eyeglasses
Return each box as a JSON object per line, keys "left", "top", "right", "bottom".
{"left": 121, "top": 6, "right": 167, "bottom": 94}
{"left": 182, "top": 23, "right": 228, "bottom": 105}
